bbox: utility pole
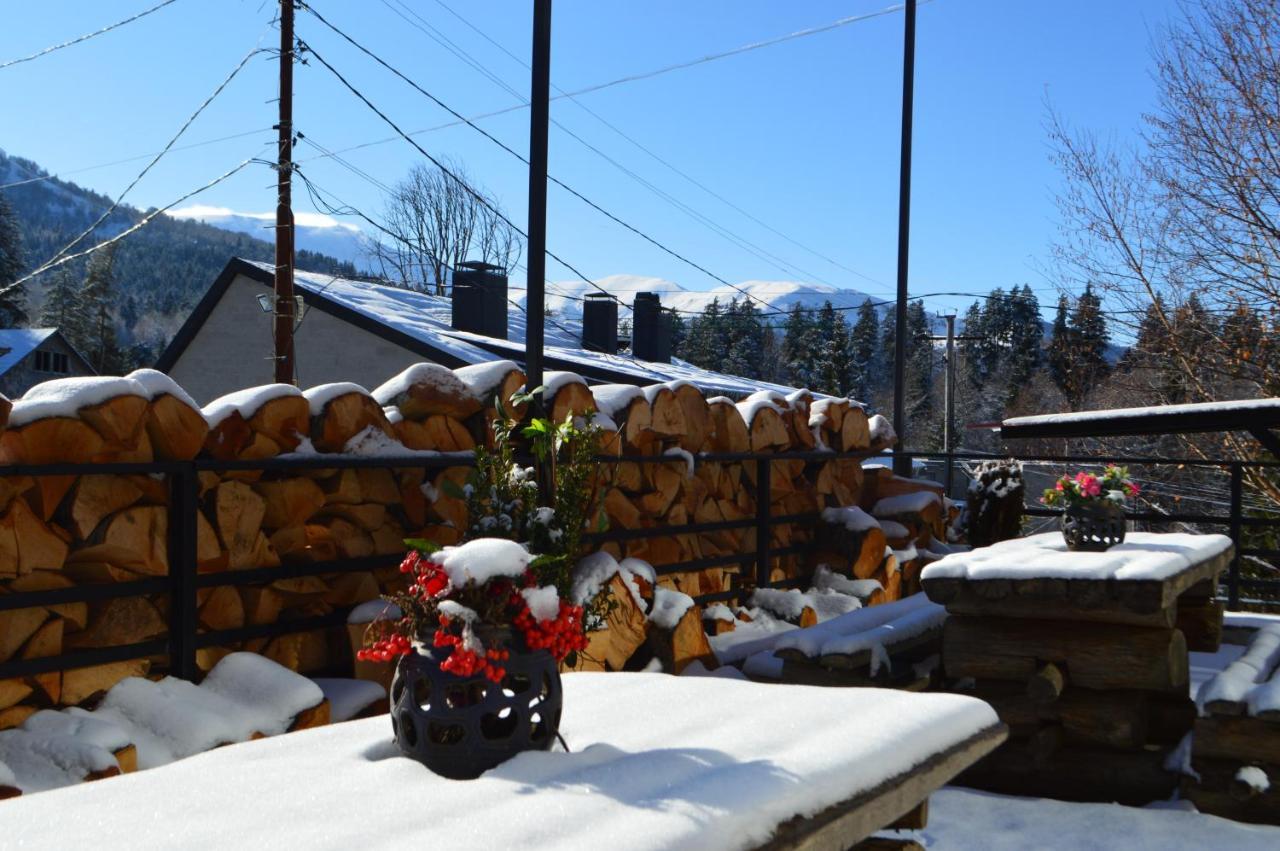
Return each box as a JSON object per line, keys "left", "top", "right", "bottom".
{"left": 942, "top": 313, "right": 956, "bottom": 496}
{"left": 891, "top": 0, "right": 917, "bottom": 477}
{"left": 273, "top": 0, "right": 297, "bottom": 385}
{"left": 524, "top": 0, "right": 551, "bottom": 400}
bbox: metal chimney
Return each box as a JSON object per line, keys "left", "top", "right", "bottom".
{"left": 581, "top": 293, "right": 618, "bottom": 354}
{"left": 632, "top": 292, "right": 671, "bottom": 363}
{"left": 450, "top": 261, "right": 508, "bottom": 340}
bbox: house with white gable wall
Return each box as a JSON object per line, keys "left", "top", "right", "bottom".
{"left": 157, "top": 258, "right": 801, "bottom": 404}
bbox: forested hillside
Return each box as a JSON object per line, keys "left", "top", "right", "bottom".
{"left": 0, "top": 150, "right": 355, "bottom": 368}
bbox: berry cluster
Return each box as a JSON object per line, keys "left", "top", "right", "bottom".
{"left": 515, "top": 600, "right": 589, "bottom": 663}
{"left": 402, "top": 550, "right": 450, "bottom": 599}
{"left": 355, "top": 631, "right": 411, "bottom": 663}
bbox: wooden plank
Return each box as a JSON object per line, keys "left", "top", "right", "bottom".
{"left": 1175, "top": 599, "right": 1223, "bottom": 653}
{"left": 756, "top": 723, "right": 1006, "bottom": 851}
{"left": 815, "top": 628, "right": 943, "bottom": 672}
{"left": 959, "top": 742, "right": 1177, "bottom": 807}
{"left": 942, "top": 616, "right": 1188, "bottom": 692}
{"left": 1193, "top": 716, "right": 1280, "bottom": 765}
{"left": 1181, "top": 761, "right": 1280, "bottom": 826}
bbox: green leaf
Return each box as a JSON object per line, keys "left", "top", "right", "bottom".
{"left": 403, "top": 537, "right": 441, "bottom": 554}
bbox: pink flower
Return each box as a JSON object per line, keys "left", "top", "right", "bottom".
{"left": 1126, "top": 481, "right": 1140, "bottom": 496}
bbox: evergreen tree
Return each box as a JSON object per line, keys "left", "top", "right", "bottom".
{"left": 0, "top": 193, "right": 27, "bottom": 326}
{"left": 1005, "top": 285, "right": 1043, "bottom": 393}
{"left": 665, "top": 308, "right": 687, "bottom": 357}
{"left": 812, "top": 301, "right": 854, "bottom": 395}
{"left": 848, "top": 299, "right": 880, "bottom": 401}
{"left": 39, "top": 267, "right": 84, "bottom": 342}
{"left": 722, "top": 299, "right": 766, "bottom": 380}
{"left": 1047, "top": 294, "right": 1074, "bottom": 396}
{"left": 1068, "top": 283, "right": 1110, "bottom": 405}
{"left": 905, "top": 300, "right": 934, "bottom": 418}
{"left": 678, "top": 298, "right": 724, "bottom": 369}
{"left": 81, "top": 244, "right": 125, "bottom": 373}
{"left": 781, "top": 304, "right": 819, "bottom": 388}
{"left": 959, "top": 301, "right": 985, "bottom": 388}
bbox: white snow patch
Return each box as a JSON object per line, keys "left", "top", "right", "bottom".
{"left": 736, "top": 396, "right": 784, "bottom": 427}
{"left": 821, "top": 505, "right": 880, "bottom": 533}
{"left": 869, "top": 413, "right": 895, "bottom": 444}
{"left": 0, "top": 729, "right": 117, "bottom": 793}
{"left": 664, "top": 446, "right": 695, "bottom": 477}
{"left": 203, "top": 383, "right": 302, "bottom": 428}
{"left": 198, "top": 652, "right": 324, "bottom": 738}
{"left": 773, "top": 592, "right": 943, "bottom": 661}
{"left": 703, "top": 604, "right": 735, "bottom": 623}
{"left": 924, "top": 531, "right": 1235, "bottom": 584}
{"left": 347, "top": 600, "right": 402, "bottom": 625}
{"left": 371, "top": 363, "right": 474, "bottom": 408}
{"left": 452, "top": 360, "right": 518, "bottom": 398}
{"left": 1236, "top": 765, "right": 1271, "bottom": 793}
{"left": 521, "top": 586, "right": 562, "bottom": 622}
{"left": 879, "top": 519, "right": 910, "bottom": 540}
{"left": 126, "top": 368, "right": 202, "bottom": 412}
{"left": 1196, "top": 624, "right": 1280, "bottom": 715}
{"left": 303, "top": 382, "right": 370, "bottom": 416}
{"left": 430, "top": 538, "right": 531, "bottom": 587}
{"left": 21, "top": 709, "right": 132, "bottom": 754}
{"left": 541, "top": 370, "right": 587, "bottom": 397}
{"left": 742, "top": 650, "right": 785, "bottom": 680}
{"left": 812, "top": 565, "right": 881, "bottom": 598}
{"left": 571, "top": 551, "right": 650, "bottom": 609}
{"left": 873, "top": 491, "right": 941, "bottom": 516}
{"left": 590, "top": 383, "right": 644, "bottom": 417}
{"left": 649, "top": 587, "right": 695, "bottom": 629}
{"left": 312, "top": 678, "right": 386, "bottom": 723}
{"left": 12, "top": 376, "right": 148, "bottom": 427}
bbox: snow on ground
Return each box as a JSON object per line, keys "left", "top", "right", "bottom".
{"left": 894, "top": 786, "right": 1280, "bottom": 850}
{"left": 0, "top": 674, "right": 997, "bottom": 851}
{"left": 1195, "top": 624, "right": 1280, "bottom": 715}
{"left": 312, "top": 678, "right": 386, "bottom": 723}
{"left": 922, "top": 532, "right": 1233, "bottom": 583}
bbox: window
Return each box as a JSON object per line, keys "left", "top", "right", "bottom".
{"left": 34, "top": 350, "right": 70, "bottom": 374}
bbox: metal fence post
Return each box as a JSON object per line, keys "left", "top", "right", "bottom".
{"left": 1228, "top": 462, "right": 1243, "bottom": 610}
{"left": 755, "top": 456, "right": 771, "bottom": 589}
{"left": 167, "top": 464, "right": 199, "bottom": 680}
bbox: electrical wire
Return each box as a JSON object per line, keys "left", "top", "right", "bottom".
{"left": 1, "top": 158, "right": 260, "bottom": 294}
{"left": 0, "top": 0, "right": 183, "bottom": 70}
{"left": 298, "top": 6, "right": 777, "bottom": 313}
{"left": 32, "top": 40, "right": 268, "bottom": 273}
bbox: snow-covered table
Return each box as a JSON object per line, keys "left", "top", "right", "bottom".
{"left": 921, "top": 532, "right": 1233, "bottom": 806}
{"left": 921, "top": 531, "right": 1234, "bottom": 627}
{"left": 0, "top": 674, "right": 1004, "bottom": 851}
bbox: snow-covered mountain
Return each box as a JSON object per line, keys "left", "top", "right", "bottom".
{"left": 166, "top": 206, "right": 372, "bottom": 271}
{"left": 519, "top": 274, "right": 886, "bottom": 328}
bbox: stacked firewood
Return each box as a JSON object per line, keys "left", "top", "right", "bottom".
{"left": 0, "top": 362, "right": 919, "bottom": 725}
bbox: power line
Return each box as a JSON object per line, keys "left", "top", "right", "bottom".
{"left": 0, "top": 128, "right": 275, "bottom": 191}
{"left": 33, "top": 41, "right": 267, "bottom": 274}
{"left": 298, "top": 4, "right": 775, "bottom": 312}
{"left": 292, "top": 38, "right": 631, "bottom": 313}
{"left": 378, "top": 0, "right": 855, "bottom": 293}
{"left": 427, "top": 0, "right": 891, "bottom": 291}
{"left": 1, "top": 158, "right": 260, "bottom": 295}
{"left": 0, "top": 0, "right": 183, "bottom": 70}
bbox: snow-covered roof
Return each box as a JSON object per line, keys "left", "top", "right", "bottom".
{"left": 0, "top": 328, "right": 57, "bottom": 376}
{"left": 1002, "top": 398, "right": 1280, "bottom": 439}
{"left": 234, "top": 260, "right": 799, "bottom": 398}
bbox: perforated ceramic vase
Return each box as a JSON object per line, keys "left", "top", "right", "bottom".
{"left": 390, "top": 631, "right": 562, "bottom": 780}
{"left": 1061, "top": 501, "right": 1126, "bottom": 552}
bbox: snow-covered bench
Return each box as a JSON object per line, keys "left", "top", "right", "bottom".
{"left": 0, "top": 674, "right": 1005, "bottom": 850}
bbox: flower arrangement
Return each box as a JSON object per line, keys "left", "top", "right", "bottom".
{"left": 358, "top": 390, "right": 610, "bottom": 680}
{"left": 1041, "top": 464, "right": 1140, "bottom": 508}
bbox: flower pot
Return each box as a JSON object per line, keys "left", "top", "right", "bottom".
{"left": 389, "top": 631, "right": 562, "bottom": 780}
{"left": 1061, "top": 501, "right": 1127, "bottom": 552}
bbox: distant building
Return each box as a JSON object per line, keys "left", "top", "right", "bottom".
{"left": 0, "top": 328, "right": 95, "bottom": 399}
{"left": 158, "top": 258, "right": 796, "bottom": 404}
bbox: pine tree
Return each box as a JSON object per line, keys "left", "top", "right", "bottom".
{"left": 959, "top": 301, "right": 985, "bottom": 388}
{"left": 1004, "top": 285, "right": 1043, "bottom": 397}
{"left": 39, "top": 267, "right": 84, "bottom": 342}
{"left": 0, "top": 193, "right": 28, "bottom": 326}
{"left": 848, "top": 299, "right": 880, "bottom": 402}
{"left": 1067, "top": 283, "right": 1110, "bottom": 406}
{"left": 1047, "top": 294, "right": 1074, "bottom": 397}
{"left": 665, "top": 308, "right": 686, "bottom": 356}
{"left": 81, "top": 244, "right": 125, "bottom": 373}
{"left": 905, "top": 300, "right": 934, "bottom": 419}
{"left": 722, "top": 299, "right": 765, "bottom": 380}
{"left": 782, "top": 304, "right": 819, "bottom": 388}
{"left": 810, "top": 301, "right": 852, "bottom": 395}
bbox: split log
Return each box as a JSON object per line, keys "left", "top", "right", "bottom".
{"left": 0, "top": 418, "right": 104, "bottom": 519}
{"left": 8, "top": 574, "right": 87, "bottom": 631}
{"left": 67, "top": 597, "right": 166, "bottom": 651}
{"left": 373, "top": 363, "right": 483, "bottom": 421}
{"left": 0, "top": 705, "right": 36, "bottom": 730}
{"left": 65, "top": 663, "right": 149, "bottom": 714}
{"left": 241, "top": 587, "right": 285, "bottom": 626}
{"left": 647, "top": 602, "right": 716, "bottom": 674}
{"left": 740, "top": 402, "right": 791, "bottom": 452}
{"left": 0, "top": 608, "right": 47, "bottom": 662}
{"left": 66, "top": 475, "right": 144, "bottom": 540}
{"left": 570, "top": 574, "right": 649, "bottom": 672}
{"left": 1027, "top": 662, "right": 1066, "bottom": 705}
{"left": 841, "top": 405, "right": 871, "bottom": 451}
{"left": 255, "top": 478, "right": 326, "bottom": 529}
{"left": 546, "top": 376, "right": 595, "bottom": 424}
{"left": 145, "top": 393, "right": 210, "bottom": 460}
{"left": 645, "top": 386, "right": 687, "bottom": 438}
{"left": 20, "top": 617, "right": 64, "bottom": 702}
{"left": 670, "top": 383, "right": 712, "bottom": 453}
{"left": 308, "top": 386, "right": 393, "bottom": 453}
{"left": 197, "top": 586, "right": 245, "bottom": 632}
{"left": 1193, "top": 715, "right": 1280, "bottom": 766}
{"left": 269, "top": 525, "right": 338, "bottom": 563}
{"left": 3, "top": 500, "right": 69, "bottom": 574}
{"left": 592, "top": 386, "right": 653, "bottom": 453}
{"left": 0, "top": 679, "right": 31, "bottom": 711}
{"left": 707, "top": 398, "right": 749, "bottom": 453}
{"left": 942, "top": 616, "right": 1188, "bottom": 692}
{"left": 210, "top": 481, "right": 279, "bottom": 571}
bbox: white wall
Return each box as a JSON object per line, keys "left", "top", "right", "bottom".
{"left": 168, "top": 274, "right": 437, "bottom": 404}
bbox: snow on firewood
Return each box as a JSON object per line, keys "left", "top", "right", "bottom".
{"left": 649, "top": 587, "right": 695, "bottom": 629}
{"left": 303, "top": 382, "right": 370, "bottom": 416}
{"left": 0, "top": 729, "right": 118, "bottom": 793}
{"left": 735, "top": 395, "right": 783, "bottom": 427}
{"left": 812, "top": 565, "right": 881, "bottom": 598}
{"left": 311, "top": 679, "right": 386, "bottom": 723}
{"left": 21, "top": 708, "right": 132, "bottom": 755}
{"left": 572, "top": 551, "right": 650, "bottom": 608}
{"left": 925, "top": 531, "right": 1234, "bottom": 583}
{"left": 521, "top": 586, "right": 562, "bottom": 622}
{"left": 873, "top": 490, "right": 942, "bottom": 516}
{"left": 203, "top": 383, "right": 303, "bottom": 428}
{"left": 1196, "top": 624, "right": 1280, "bottom": 715}
{"left": 821, "top": 505, "right": 880, "bottom": 533}
{"left": 0, "top": 757, "right": 14, "bottom": 789}
{"left": 663, "top": 446, "right": 695, "bottom": 477}
{"left": 199, "top": 653, "right": 324, "bottom": 738}
{"left": 869, "top": 413, "right": 895, "bottom": 444}
{"left": 430, "top": 538, "right": 531, "bottom": 587}
{"left": 702, "top": 604, "right": 735, "bottom": 623}
{"left": 1236, "top": 765, "right": 1271, "bottom": 794}
{"left": 96, "top": 678, "right": 261, "bottom": 768}
{"left": 879, "top": 519, "right": 910, "bottom": 539}
{"left": 591, "top": 383, "right": 645, "bottom": 417}
{"left": 126, "top": 368, "right": 201, "bottom": 410}
{"left": 541, "top": 370, "right": 586, "bottom": 395}
{"left": 10, "top": 375, "right": 148, "bottom": 427}
{"left": 453, "top": 359, "right": 519, "bottom": 397}
{"left": 773, "top": 592, "right": 943, "bottom": 661}
{"left": 373, "top": 363, "right": 473, "bottom": 405}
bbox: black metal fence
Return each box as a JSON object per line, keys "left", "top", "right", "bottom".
{"left": 1, "top": 445, "right": 1276, "bottom": 686}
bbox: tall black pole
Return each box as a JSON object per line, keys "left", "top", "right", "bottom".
{"left": 943, "top": 312, "right": 956, "bottom": 497}
{"left": 891, "top": 0, "right": 916, "bottom": 476}
{"left": 274, "top": 0, "right": 296, "bottom": 385}
{"left": 524, "top": 0, "right": 551, "bottom": 399}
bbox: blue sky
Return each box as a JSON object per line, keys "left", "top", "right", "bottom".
{"left": 1, "top": 0, "right": 1176, "bottom": 319}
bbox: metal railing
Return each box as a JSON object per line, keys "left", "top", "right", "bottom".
{"left": 2, "top": 445, "right": 1274, "bottom": 684}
